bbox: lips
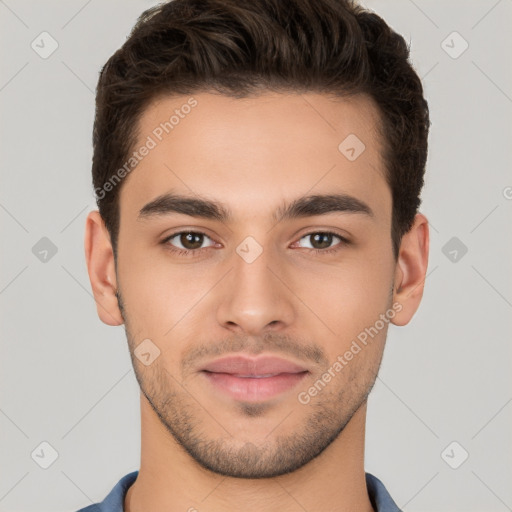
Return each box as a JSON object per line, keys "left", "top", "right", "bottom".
{"left": 201, "top": 354, "right": 308, "bottom": 376}
{"left": 200, "top": 354, "right": 309, "bottom": 402}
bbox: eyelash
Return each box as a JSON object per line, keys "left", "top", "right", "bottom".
{"left": 161, "top": 230, "right": 350, "bottom": 258}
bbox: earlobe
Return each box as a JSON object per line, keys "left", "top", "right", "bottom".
{"left": 84, "top": 210, "right": 124, "bottom": 326}
{"left": 391, "top": 213, "right": 430, "bottom": 327}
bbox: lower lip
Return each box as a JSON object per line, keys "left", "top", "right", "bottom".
{"left": 202, "top": 371, "right": 308, "bottom": 402}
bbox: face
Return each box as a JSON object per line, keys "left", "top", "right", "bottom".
{"left": 89, "top": 91, "right": 419, "bottom": 478}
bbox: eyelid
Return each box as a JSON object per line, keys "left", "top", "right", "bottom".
{"left": 162, "top": 230, "right": 218, "bottom": 249}
{"left": 295, "top": 227, "right": 351, "bottom": 242}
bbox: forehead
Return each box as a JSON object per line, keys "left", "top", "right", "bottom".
{"left": 119, "top": 91, "right": 391, "bottom": 225}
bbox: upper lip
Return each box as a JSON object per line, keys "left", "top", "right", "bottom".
{"left": 201, "top": 354, "right": 308, "bottom": 376}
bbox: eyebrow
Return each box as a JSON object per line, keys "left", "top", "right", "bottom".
{"left": 138, "top": 191, "right": 374, "bottom": 223}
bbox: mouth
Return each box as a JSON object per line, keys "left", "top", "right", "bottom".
{"left": 200, "top": 354, "right": 309, "bottom": 402}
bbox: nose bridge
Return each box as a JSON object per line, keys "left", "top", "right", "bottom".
{"left": 216, "top": 234, "right": 295, "bottom": 334}
{"left": 233, "top": 235, "right": 274, "bottom": 289}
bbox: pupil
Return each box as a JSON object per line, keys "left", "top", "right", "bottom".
{"left": 313, "top": 233, "right": 332, "bottom": 249}
{"left": 181, "top": 232, "right": 203, "bottom": 249}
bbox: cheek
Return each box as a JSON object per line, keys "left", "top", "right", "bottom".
{"left": 117, "top": 247, "right": 216, "bottom": 327}
{"left": 293, "top": 252, "right": 394, "bottom": 349}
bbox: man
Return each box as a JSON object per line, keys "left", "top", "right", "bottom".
{"left": 80, "top": 0, "right": 430, "bottom": 510}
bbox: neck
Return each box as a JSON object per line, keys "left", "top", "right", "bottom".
{"left": 124, "top": 394, "right": 374, "bottom": 512}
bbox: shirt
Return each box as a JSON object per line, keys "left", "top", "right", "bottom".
{"left": 75, "top": 470, "right": 402, "bottom": 512}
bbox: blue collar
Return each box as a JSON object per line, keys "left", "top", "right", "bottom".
{"left": 76, "top": 470, "right": 402, "bottom": 511}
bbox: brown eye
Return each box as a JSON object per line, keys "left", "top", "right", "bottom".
{"left": 179, "top": 232, "right": 204, "bottom": 250}
{"left": 164, "top": 231, "right": 215, "bottom": 252}
{"left": 311, "top": 233, "right": 334, "bottom": 249}
{"left": 298, "top": 232, "right": 342, "bottom": 250}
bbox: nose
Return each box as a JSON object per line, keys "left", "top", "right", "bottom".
{"left": 216, "top": 242, "right": 295, "bottom": 336}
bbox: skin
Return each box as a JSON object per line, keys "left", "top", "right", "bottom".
{"left": 85, "top": 91, "right": 429, "bottom": 512}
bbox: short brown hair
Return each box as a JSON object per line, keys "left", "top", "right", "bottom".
{"left": 92, "top": 0, "right": 430, "bottom": 260}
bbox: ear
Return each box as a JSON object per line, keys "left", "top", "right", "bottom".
{"left": 391, "top": 213, "right": 430, "bottom": 326}
{"left": 84, "top": 210, "right": 124, "bottom": 326}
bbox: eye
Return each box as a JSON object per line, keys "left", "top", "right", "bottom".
{"left": 161, "top": 229, "right": 349, "bottom": 258}
{"left": 295, "top": 231, "right": 349, "bottom": 255}
{"left": 162, "top": 230, "right": 216, "bottom": 256}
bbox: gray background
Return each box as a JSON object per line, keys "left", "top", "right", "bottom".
{"left": 1, "top": 0, "right": 511, "bottom": 511}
